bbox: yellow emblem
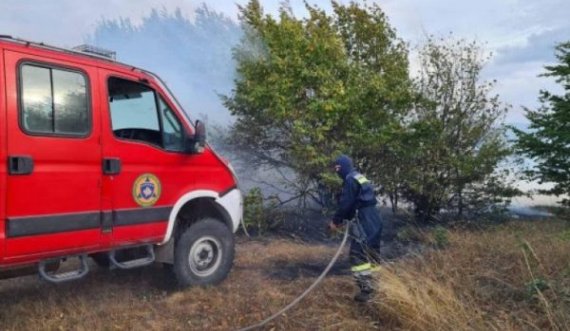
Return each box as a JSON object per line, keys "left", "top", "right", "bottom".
{"left": 133, "top": 173, "right": 161, "bottom": 207}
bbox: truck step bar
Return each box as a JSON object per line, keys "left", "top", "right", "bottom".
{"left": 39, "top": 255, "right": 89, "bottom": 283}
{"left": 109, "top": 244, "right": 155, "bottom": 270}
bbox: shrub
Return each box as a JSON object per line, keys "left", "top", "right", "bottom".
{"left": 242, "top": 187, "right": 283, "bottom": 235}
{"left": 396, "top": 226, "right": 424, "bottom": 243}
{"left": 432, "top": 226, "right": 450, "bottom": 248}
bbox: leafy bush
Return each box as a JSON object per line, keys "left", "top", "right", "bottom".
{"left": 242, "top": 187, "right": 283, "bottom": 235}
{"left": 243, "top": 187, "right": 264, "bottom": 232}
{"left": 432, "top": 226, "right": 450, "bottom": 248}
{"left": 396, "top": 224, "right": 450, "bottom": 249}
{"left": 396, "top": 226, "right": 424, "bottom": 243}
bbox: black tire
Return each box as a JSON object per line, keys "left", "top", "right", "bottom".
{"left": 173, "top": 218, "right": 235, "bottom": 287}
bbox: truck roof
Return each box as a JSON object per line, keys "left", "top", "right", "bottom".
{"left": 0, "top": 35, "right": 151, "bottom": 78}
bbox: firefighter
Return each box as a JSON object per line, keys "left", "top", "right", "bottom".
{"left": 329, "top": 154, "right": 383, "bottom": 302}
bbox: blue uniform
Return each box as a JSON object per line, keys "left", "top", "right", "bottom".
{"left": 332, "top": 155, "right": 382, "bottom": 301}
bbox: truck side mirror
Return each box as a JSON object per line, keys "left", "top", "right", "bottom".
{"left": 186, "top": 120, "right": 207, "bottom": 154}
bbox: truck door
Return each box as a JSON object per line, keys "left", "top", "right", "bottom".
{"left": 98, "top": 71, "right": 195, "bottom": 247}
{"left": 3, "top": 50, "right": 103, "bottom": 262}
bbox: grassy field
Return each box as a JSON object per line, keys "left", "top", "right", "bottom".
{"left": 375, "top": 220, "right": 570, "bottom": 330}
{"left": 0, "top": 219, "right": 569, "bottom": 330}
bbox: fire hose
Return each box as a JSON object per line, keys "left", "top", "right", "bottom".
{"left": 236, "top": 223, "right": 350, "bottom": 331}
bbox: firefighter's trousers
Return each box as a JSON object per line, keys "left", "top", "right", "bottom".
{"left": 349, "top": 206, "right": 383, "bottom": 292}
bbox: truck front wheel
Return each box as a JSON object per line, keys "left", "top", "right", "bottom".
{"left": 173, "top": 218, "right": 235, "bottom": 287}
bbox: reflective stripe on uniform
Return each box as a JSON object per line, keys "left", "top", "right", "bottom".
{"left": 351, "top": 263, "right": 372, "bottom": 273}
{"left": 353, "top": 174, "right": 370, "bottom": 185}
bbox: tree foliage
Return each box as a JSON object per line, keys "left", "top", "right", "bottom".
{"left": 512, "top": 42, "right": 570, "bottom": 206}
{"left": 224, "top": 0, "right": 410, "bottom": 205}
{"left": 225, "top": 1, "right": 517, "bottom": 221}
{"left": 402, "top": 38, "right": 516, "bottom": 221}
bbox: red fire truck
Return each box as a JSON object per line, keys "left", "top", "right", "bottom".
{"left": 0, "top": 36, "right": 242, "bottom": 287}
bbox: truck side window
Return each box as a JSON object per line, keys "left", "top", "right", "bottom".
{"left": 20, "top": 64, "right": 90, "bottom": 136}
{"left": 158, "top": 96, "right": 185, "bottom": 152}
{"left": 108, "top": 77, "right": 161, "bottom": 147}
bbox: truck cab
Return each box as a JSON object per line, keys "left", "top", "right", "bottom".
{"left": 0, "top": 36, "right": 242, "bottom": 286}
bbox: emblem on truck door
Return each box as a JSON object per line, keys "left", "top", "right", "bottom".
{"left": 133, "top": 173, "right": 162, "bottom": 207}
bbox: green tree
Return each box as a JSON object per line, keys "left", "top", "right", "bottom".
{"left": 403, "top": 38, "right": 515, "bottom": 221}
{"left": 223, "top": 1, "right": 410, "bottom": 205}
{"left": 332, "top": 2, "right": 412, "bottom": 212}
{"left": 512, "top": 42, "right": 570, "bottom": 206}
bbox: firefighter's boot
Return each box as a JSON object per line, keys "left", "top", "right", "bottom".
{"left": 353, "top": 273, "right": 375, "bottom": 302}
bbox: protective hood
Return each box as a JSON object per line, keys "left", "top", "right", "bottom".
{"left": 334, "top": 154, "right": 353, "bottom": 179}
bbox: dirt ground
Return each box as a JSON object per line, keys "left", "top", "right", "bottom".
{"left": 4, "top": 211, "right": 564, "bottom": 330}
{"left": 0, "top": 208, "right": 424, "bottom": 331}
{"left": 0, "top": 236, "right": 379, "bottom": 331}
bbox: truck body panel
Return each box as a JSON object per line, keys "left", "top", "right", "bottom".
{"left": 0, "top": 37, "right": 242, "bottom": 273}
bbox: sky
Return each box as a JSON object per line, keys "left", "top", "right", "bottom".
{"left": 1, "top": 0, "right": 568, "bottom": 125}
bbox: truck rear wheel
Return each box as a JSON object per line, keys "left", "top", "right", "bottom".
{"left": 173, "top": 218, "right": 235, "bottom": 287}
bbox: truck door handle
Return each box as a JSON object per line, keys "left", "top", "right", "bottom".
{"left": 103, "top": 158, "right": 121, "bottom": 175}
{"left": 8, "top": 155, "right": 34, "bottom": 175}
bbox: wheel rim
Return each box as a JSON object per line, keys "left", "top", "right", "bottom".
{"left": 188, "top": 236, "right": 222, "bottom": 277}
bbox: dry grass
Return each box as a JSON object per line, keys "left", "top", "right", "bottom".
{"left": 374, "top": 220, "right": 570, "bottom": 331}
{"left": 0, "top": 239, "right": 375, "bottom": 331}
{"left": 0, "top": 220, "right": 569, "bottom": 330}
